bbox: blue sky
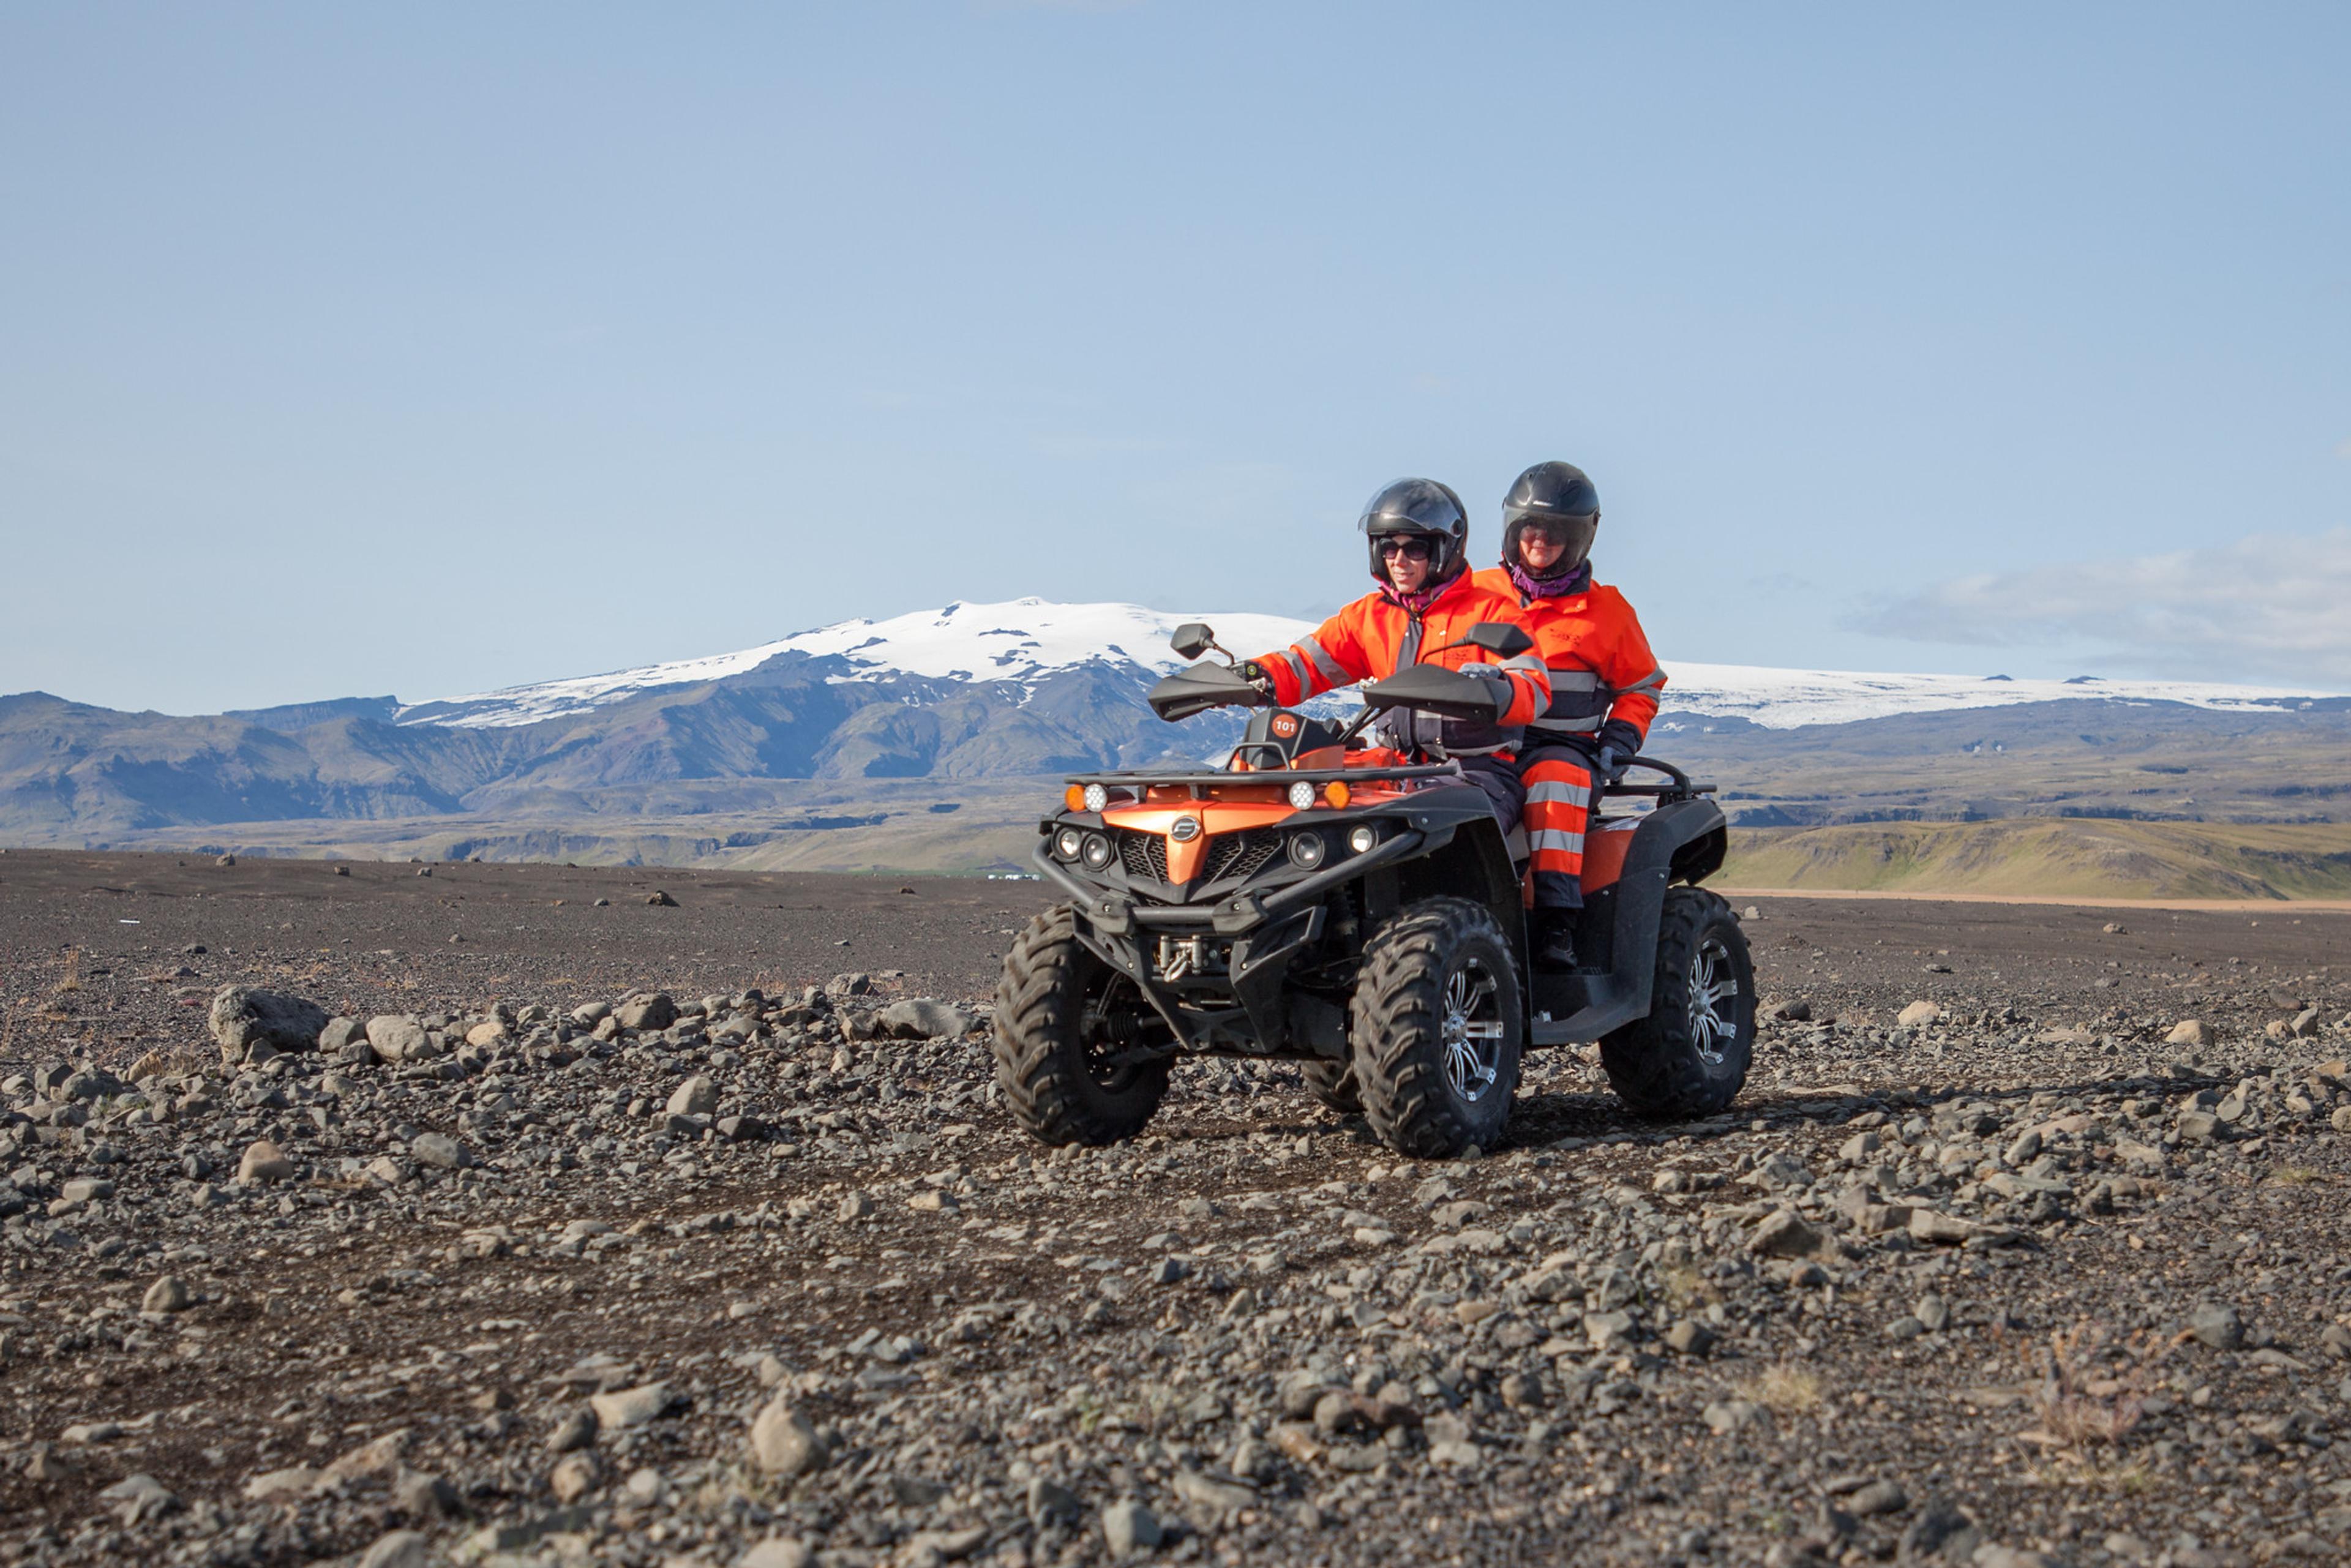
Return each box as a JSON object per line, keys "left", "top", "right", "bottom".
{"left": 4, "top": 2, "right": 2347, "bottom": 712}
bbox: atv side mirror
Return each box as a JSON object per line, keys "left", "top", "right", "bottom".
{"left": 1169, "top": 622, "right": 1218, "bottom": 662}
{"left": 1462, "top": 621, "right": 1534, "bottom": 660}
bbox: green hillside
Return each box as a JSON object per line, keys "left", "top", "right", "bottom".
{"left": 1720, "top": 819, "right": 2351, "bottom": 901}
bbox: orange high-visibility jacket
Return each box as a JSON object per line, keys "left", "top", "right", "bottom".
{"left": 1254, "top": 572, "right": 1551, "bottom": 757}
{"left": 1472, "top": 569, "right": 1666, "bottom": 745}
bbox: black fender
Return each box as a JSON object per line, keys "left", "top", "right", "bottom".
{"left": 1531, "top": 797, "right": 1729, "bottom": 1045}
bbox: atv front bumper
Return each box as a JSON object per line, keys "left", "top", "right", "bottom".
{"left": 1029, "top": 828, "right": 1429, "bottom": 1055}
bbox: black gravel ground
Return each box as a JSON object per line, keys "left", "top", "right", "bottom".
{"left": 2, "top": 850, "right": 2349, "bottom": 1568}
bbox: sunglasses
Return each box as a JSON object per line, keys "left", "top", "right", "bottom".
{"left": 1376, "top": 538, "right": 1436, "bottom": 560}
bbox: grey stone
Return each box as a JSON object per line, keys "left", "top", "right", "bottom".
{"left": 1028, "top": 1476, "right": 1082, "bottom": 1527}
{"left": 98, "top": 1473, "right": 179, "bottom": 1524}
{"left": 1847, "top": 1478, "right": 1907, "bottom": 1515}
{"left": 142, "top": 1275, "right": 191, "bottom": 1313}
{"left": 411, "top": 1133, "right": 471, "bottom": 1169}
{"left": 616, "top": 994, "right": 677, "bottom": 1031}
{"left": 1916, "top": 1292, "right": 1950, "bottom": 1332}
{"left": 1173, "top": 1468, "right": 1255, "bottom": 1516}
{"left": 877, "top": 999, "right": 975, "bottom": 1039}
{"left": 237, "top": 1139, "right": 294, "bottom": 1183}
{"left": 666, "top": 1075, "right": 718, "bottom": 1117}
{"left": 549, "top": 1452, "right": 601, "bottom": 1504}
{"left": 737, "top": 1541, "right": 813, "bottom": 1568}
{"left": 749, "top": 1398, "right": 826, "bottom": 1477}
{"left": 546, "top": 1408, "right": 598, "bottom": 1454}
{"left": 588, "top": 1382, "right": 674, "bottom": 1429}
{"left": 366, "top": 1015, "right": 430, "bottom": 1063}
{"left": 1749, "top": 1208, "right": 1824, "bottom": 1259}
{"left": 1103, "top": 1498, "right": 1162, "bottom": 1554}
{"left": 1585, "top": 1310, "right": 1637, "bottom": 1352}
{"left": 1703, "top": 1399, "right": 1763, "bottom": 1435}
{"left": 209, "top": 987, "right": 328, "bottom": 1061}
{"left": 395, "top": 1472, "right": 459, "bottom": 1517}
{"left": 358, "top": 1531, "right": 430, "bottom": 1568}
{"left": 2187, "top": 1301, "right": 2244, "bottom": 1351}
{"left": 1663, "top": 1319, "right": 1715, "bottom": 1357}
{"left": 318, "top": 1017, "right": 368, "bottom": 1054}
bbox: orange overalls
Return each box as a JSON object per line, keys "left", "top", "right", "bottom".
{"left": 1253, "top": 572, "right": 1551, "bottom": 827}
{"left": 1471, "top": 569, "right": 1665, "bottom": 907}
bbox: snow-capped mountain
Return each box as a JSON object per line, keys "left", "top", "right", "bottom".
{"left": 401, "top": 598, "right": 2334, "bottom": 732}
{"left": 8, "top": 597, "right": 2347, "bottom": 849}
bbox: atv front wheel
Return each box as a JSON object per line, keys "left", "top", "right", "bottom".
{"left": 1300, "top": 1058, "right": 1363, "bottom": 1116}
{"left": 993, "top": 906, "right": 1171, "bottom": 1146}
{"left": 1349, "top": 897, "right": 1524, "bottom": 1158}
{"left": 1600, "top": 887, "right": 1754, "bottom": 1121}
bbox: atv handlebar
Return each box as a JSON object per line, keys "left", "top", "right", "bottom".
{"left": 1146, "top": 662, "right": 1271, "bottom": 722}
{"left": 1355, "top": 664, "right": 1510, "bottom": 724}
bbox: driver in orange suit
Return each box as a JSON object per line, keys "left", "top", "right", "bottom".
{"left": 1239, "top": 478, "right": 1551, "bottom": 837}
{"left": 1472, "top": 462, "right": 1666, "bottom": 970}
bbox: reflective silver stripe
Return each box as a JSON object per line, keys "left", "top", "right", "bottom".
{"left": 1545, "top": 669, "right": 1602, "bottom": 691}
{"left": 1528, "top": 713, "right": 1604, "bottom": 734}
{"left": 1528, "top": 828, "right": 1586, "bottom": 856}
{"left": 1448, "top": 742, "right": 1517, "bottom": 757}
{"left": 1299, "top": 636, "right": 1349, "bottom": 686}
{"left": 1524, "top": 781, "right": 1589, "bottom": 806}
{"left": 1273, "top": 649, "right": 1314, "bottom": 690}
{"left": 1620, "top": 666, "right": 1667, "bottom": 695}
{"left": 1505, "top": 651, "right": 1550, "bottom": 675}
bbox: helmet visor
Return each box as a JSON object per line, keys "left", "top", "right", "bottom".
{"left": 1507, "top": 511, "right": 1596, "bottom": 569}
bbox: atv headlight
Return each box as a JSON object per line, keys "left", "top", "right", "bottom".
{"left": 1082, "top": 783, "right": 1109, "bottom": 812}
{"left": 1081, "top": 832, "right": 1114, "bottom": 870}
{"left": 1347, "top": 825, "right": 1378, "bottom": 855}
{"left": 1286, "top": 780, "right": 1316, "bottom": 809}
{"left": 1288, "top": 831, "right": 1326, "bottom": 869}
{"left": 1054, "top": 828, "right": 1084, "bottom": 861}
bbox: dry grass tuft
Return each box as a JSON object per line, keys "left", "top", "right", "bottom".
{"left": 1736, "top": 1363, "right": 1825, "bottom": 1414}
{"left": 54, "top": 947, "right": 82, "bottom": 994}
{"left": 1658, "top": 1263, "right": 1714, "bottom": 1310}
{"left": 2272, "top": 1166, "right": 2325, "bottom": 1187}
{"left": 2018, "top": 1323, "right": 2148, "bottom": 1451}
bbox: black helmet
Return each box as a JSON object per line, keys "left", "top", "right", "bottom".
{"left": 1358, "top": 477, "right": 1469, "bottom": 585}
{"left": 1501, "top": 460, "right": 1600, "bottom": 574}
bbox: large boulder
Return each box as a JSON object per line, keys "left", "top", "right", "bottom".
{"left": 615, "top": 993, "right": 677, "bottom": 1032}
{"left": 366, "top": 1015, "right": 431, "bottom": 1062}
{"left": 209, "top": 988, "right": 329, "bottom": 1064}
{"left": 877, "top": 999, "right": 975, "bottom": 1040}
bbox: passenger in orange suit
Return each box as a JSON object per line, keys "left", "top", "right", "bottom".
{"left": 1241, "top": 478, "right": 1551, "bottom": 835}
{"left": 1472, "top": 462, "right": 1667, "bottom": 970}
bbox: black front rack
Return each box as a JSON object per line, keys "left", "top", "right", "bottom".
{"left": 1061, "top": 762, "right": 1467, "bottom": 801}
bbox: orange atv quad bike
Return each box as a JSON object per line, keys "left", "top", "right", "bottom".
{"left": 991, "top": 620, "right": 1755, "bottom": 1160}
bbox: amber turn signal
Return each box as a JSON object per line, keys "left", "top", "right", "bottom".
{"left": 1064, "top": 784, "right": 1087, "bottom": 812}
{"left": 1324, "top": 781, "right": 1351, "bottom": 808}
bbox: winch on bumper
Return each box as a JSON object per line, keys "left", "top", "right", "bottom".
{"left": 1026, "top": 765, "right": 1478, "bottom": 1056}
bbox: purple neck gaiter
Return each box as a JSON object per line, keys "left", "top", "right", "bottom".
{"left": 1379, "top": 577, "right": 1447, "bottom": 615}
{"left": 1507, "top": 558, "right": 1591, "bottom": 600}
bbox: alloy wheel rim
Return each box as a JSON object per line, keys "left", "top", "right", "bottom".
{"left": 1441, "top": 959, "right": 1505, "bottom": 1104}
{"left": 1688, "top": 935, "right": 1741, "bottom": 1067}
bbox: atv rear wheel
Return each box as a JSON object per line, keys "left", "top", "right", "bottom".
{"left": 1349, "top": 896, "right": 1524, "bottom": 1158}
{"left": 993, "top": 906, "right": 1171, "bottom": 1146}
{"left": 1600, "top": 887, "right": 1754, "bottom": 1121}
{"left": 1300, "top": 1058, "right": 1363, "bottom": 1116}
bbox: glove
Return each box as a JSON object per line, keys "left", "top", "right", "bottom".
{"left": 1595, "top": 719, "right": 1643, "bottom": 782}
{"left": 1234, "top": 659, "right": 1277, "bottom": 700}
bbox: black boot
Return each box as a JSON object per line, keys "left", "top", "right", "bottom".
{"left": 1531, "top": 910, "right": 1580, "bottom": 972}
